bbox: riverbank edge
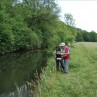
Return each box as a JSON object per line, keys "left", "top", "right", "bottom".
{"left": 35, "top": 56, "right": 57, "bottom": 97}
{"left": 0, "top": 47, "right": 47, "bottom": 55}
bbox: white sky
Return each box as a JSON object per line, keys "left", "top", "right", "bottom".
{"left": 55, "top": 0, "right": 97, "bottom": 33}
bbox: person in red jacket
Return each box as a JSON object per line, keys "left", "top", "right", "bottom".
{"left": 59, "top": 42, "right": 70, "bottom": 74}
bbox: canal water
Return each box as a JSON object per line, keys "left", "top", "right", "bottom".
{"left": 0, "top": 50, "right": 51, "bottom": 96}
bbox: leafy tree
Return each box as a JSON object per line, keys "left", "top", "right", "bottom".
{"left": 21, "top": 0, "right": 60, "bottom": 47}
{"left": 66, "top": 25, "right": 77, "bottom": 38}
{"left": 64, "top": 13, "right": 77, "bottom": 41}
{"left": 0, "top": 0, "right": 42, "bottom": 53}
{"left": 90, "top": 31, "right": 97, "bottom": 42}
{"left": 64, "top": 13, "right": 75, "bottom": 27}
{"left": 0, "top": 3, "right": 14, "bottom": 53}
{"left": 82, "top": 30, "right": 90, "bottom": 42}
{"left": 76, "top": 31, "right": 83, "bottom": 42}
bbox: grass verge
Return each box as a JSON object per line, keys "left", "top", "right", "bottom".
{"left": 36, "top": 42, "right": 97, "bottom": 97}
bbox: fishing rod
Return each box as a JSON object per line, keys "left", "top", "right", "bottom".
{"left": 20, "top": 50, "right": 53, "bottom": 59}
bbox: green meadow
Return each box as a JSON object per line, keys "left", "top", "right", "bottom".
{"left": 36, "top": 42, "right": 97, "bottom": 97}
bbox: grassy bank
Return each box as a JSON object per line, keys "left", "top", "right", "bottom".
{"left": 36, "top": 42, "right": 97, "bottom": 97}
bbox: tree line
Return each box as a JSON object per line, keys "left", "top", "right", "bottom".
{"left": 76, "top": 28, "right": 97, "bottom": 42}
{"left": 0, "top": 0, "right": 77, "bottom": 54}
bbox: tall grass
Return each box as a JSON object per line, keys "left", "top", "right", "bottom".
{"left": 36, "top": 42, "right": 97, "bottom": 97}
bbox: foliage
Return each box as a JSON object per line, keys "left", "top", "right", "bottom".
{"left": 0, "top": 3, "right": 14, "bottom": 52}
{"left": 76, "top": 31, "right": 84, "bottom": 42}
{"left": 76, "top": 28, "right": 97, "bottom": 42}
{"left": 90, "top": 31, "right": 97, "bottom": 42}
{"left": 82, "top": 30, "right": 90, "bottom": 42}
{"left": 64, "top": 13, "right": 75, "bottom": 27}
{"left": 0, "top": 0, "right": 76, "bottom": 54}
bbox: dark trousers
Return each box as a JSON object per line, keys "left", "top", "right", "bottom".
{"left": 56, "top": 58, "right": 64, "bottom": 71}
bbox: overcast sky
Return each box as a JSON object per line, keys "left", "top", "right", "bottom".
{"left": 55, "top": 0, "right": 97, "bottom": 33}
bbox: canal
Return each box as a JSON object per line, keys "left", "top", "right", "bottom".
{"left": 0, "top": 50, "right": 51, "bottom": 96}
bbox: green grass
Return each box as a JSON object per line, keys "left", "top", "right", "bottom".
{"left": 36, "top": 42, "right": 97, "bottom": 97}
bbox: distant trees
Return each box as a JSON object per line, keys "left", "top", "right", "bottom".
{"left": 76, "top": 31, "right": 83, "bottom": 42}
{"left": 89, "top": 31, "right": 97, "bottom": 42}
{"left": 82, "top": 30, "right": 90, "bottom": 42}
{"left": 76, "top": 28, "right": 97, "bottom": 42}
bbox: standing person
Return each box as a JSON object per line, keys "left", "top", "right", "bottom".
{"left": 53, "top": 46, "right": 64, "bottom": 71}
{"left": 59, "top": 42, "right": 70, "bottom": 74}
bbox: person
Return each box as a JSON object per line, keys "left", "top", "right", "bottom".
{"left": 53, "top": 46, "right": 64, "bottom": 71}
{"left": 59, "top": 42, "right": 70, "bottom": 74}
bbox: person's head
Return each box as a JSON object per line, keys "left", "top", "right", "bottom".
{"left": 59, "top": 42, "right": 65, "bottom": 48}
{"left": 56, "top": 46, "right": 60, "bottom": 51}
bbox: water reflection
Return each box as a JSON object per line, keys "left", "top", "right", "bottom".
{"left": 0, "top": 50, "right": 50, "bottom": 95}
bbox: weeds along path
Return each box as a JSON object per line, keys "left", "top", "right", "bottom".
{"left": 36, "top": 42, "right": 97, "bottom": 97}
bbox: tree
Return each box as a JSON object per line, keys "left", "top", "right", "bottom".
{"left": 64, "top": 13, "right": 75, "bottom": 27}
{"left": 64, "top": 13, "right": 77, "bottom": 41}
{"left": 0, "top": 2, "right": 14, "bottom": 53}
{"left": 22, "top": 0, "right": 60, "bottom": 47}
{"left": 90, "top": 31, "right": 97, "bottom": 42}
{"left": 82, "top": 30, "right": 90, "bottom": 42}
{"left": 76, "top": 31, "right": 83, "bottom": 42}
{"left": 0, "top": 0, "right": 41, "bottom": 53}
